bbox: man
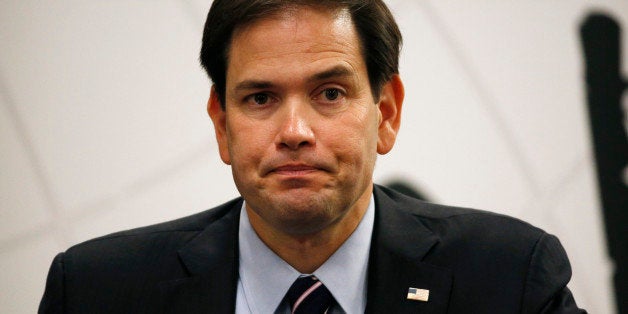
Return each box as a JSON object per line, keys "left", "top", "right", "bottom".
{"left": 39, "top": 0, "right": 585, "bottom": 313}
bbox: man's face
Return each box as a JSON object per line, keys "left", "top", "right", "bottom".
{"left": 209, "top": 7, "right": 402, "bottom": 236}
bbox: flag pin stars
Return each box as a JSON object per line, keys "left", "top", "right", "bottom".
{"left": 407, "top": 287, "right": 429, "bottom": 302}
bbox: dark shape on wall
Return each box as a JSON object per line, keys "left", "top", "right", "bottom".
{"left": 384, "top": 180, "right": 430, "bottom": 201}
{"left": 581, "top": 13, "right": 628, "bottom": 314}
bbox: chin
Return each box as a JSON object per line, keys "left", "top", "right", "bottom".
{"left": 277, "top": 217, "right": 334, "bottom": 236}
{"left": 268, "top": 194, "right": 342, "bottom": 232}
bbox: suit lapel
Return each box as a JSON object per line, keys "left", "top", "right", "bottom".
{"left": 159, "top": 201, "right": 242, "bottom": 314}
{"left": 155, "top": 187, "right": 453, "bottom": 313}
{"left": 366, "top": 186, "right": 453, "bottom": 314}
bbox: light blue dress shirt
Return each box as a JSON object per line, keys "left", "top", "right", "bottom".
{"left": 235, "top": 195, "right": 375, "bottom": 314}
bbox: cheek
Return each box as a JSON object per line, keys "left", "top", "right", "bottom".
{"left": 323, "top": 110, "right": 379, "bottom": 165}
{"left": 226, "top": 121, "right": 263, "bottom": 166}
{"left": 228, "top": 136, "right": 264, "bottom": 163}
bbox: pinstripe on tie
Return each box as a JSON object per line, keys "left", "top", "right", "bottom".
{"left": 285, "top": 275, "right": 335, "bottom": 314}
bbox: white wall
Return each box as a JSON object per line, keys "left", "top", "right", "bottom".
{"left": 1, "top": 1, "right": 625, "bottom": 312}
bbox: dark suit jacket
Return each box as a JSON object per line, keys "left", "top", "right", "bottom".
{"left": 39, "top": 185, "right": 585, "bottom": 313}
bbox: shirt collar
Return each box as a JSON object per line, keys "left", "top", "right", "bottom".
{"left": 238, "top": 195, "right": 375, "bottom": 314}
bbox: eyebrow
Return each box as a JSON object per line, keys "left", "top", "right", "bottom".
{"left": 233, "top": 65, "right": 354, "bottom": 93}
{"left": 309, "top": 65, "right": 353, "bottom": 81}
{"left": 234, "top": 80, "right": 274, "bottom": 93}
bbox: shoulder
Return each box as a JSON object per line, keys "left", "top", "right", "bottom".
{"left": 373, "top": 185, "right": 581, "bottom": 312}
{"left": 373, "top": 184, "right": 553, "bottom": 271}
{"left": 63, "top": 197, "right": 242, "bottom": 263}
{"left": 40, "top": 197, "right": 243, "bottom": 312}
{"left": 374, "top": 184, "right": 545, "bottom": 242}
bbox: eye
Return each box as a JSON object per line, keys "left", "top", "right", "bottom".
{"left": 312, "top": 86, "right": 347, "bottom": 114}
{"left": 312, "top": 87, "right": 347, "bottom": 109}
{"left": 252, "top": 93, "right": 269, "bottom": 105}
{"left": 323, "top": 88, "right": 339, "bottom": 101}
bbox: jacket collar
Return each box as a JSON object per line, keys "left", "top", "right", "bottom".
{"left": 159, "top": 200, "right": 242, "bottom": 314}
{"left": 158, "top": 185, "right": 453, "bottom": 313}
{"left": 366, "top": 185, "right": 452, "bottom": 314}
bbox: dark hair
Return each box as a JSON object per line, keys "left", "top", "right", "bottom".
{"left": 199, "top": 0, "right": 402, "bottom": 108}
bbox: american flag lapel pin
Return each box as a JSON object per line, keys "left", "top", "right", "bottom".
{"left": 407, "top": 287, "right": 429, "bottom": 302}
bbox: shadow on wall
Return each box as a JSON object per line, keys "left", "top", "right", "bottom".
{"left": 581, "top": 12, "right": 627, "bottom": 314}
{"left": 384, "top": 180, "right": 430, "bottom": 201}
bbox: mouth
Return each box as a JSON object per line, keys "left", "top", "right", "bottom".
{"left": 270, "top": 164, "right": 321, "bottom": 176}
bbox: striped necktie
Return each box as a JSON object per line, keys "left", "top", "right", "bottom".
{"left": 285, "top": 275, "right": 335, "bottom": 314}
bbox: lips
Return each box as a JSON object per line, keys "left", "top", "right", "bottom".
{"left": 270, "top": 164, "right": 320, "bottom": 175}
{"left": 261, "top": 156, "right": 332, "bottom": 177}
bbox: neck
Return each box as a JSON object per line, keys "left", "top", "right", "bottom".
{"left": 247, "top": 189, "right": 371, "bottom": 274}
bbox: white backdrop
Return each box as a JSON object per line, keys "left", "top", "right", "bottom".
{"left": 1, "top": 1, "right": 625, "bottom": 313}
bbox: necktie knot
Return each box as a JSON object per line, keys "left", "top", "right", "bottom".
{"left": 285, "top": 276, "right": 335, "bottom": 314}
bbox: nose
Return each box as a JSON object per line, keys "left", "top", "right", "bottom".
{"left": 276, "top": 101, "right": 315, "bottom": 150}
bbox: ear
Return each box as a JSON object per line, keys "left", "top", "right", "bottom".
{"left": 376, "top": 74, "right": 404, "bottom": 155}
{"left": 207, "top": 86, "right": 231, "bottom": 165}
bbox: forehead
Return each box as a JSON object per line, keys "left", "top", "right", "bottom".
{"left": 225, "top": 7, "right": 366, "bottom": 87}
